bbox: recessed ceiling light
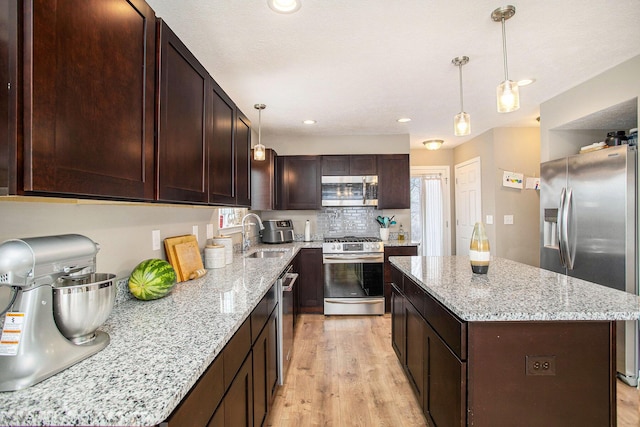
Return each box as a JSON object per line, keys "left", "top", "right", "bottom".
{"left": 267, "top": 0, "right": 301, "bottom": 14}
{"left": 397, "top": 118, "right": 411, "bottom": 123}
{"left": 303, "top": 119, "right": 316, "bottom": 125}
{"left": 518, "top": 78, "right": 536, "bottom": 87}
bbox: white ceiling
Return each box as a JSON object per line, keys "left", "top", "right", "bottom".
{"left": 145, "top": 0, "right": 640, "bottom": 150}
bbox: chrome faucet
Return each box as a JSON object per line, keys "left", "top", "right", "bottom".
{"left": 241, "top": 213, "right": 264, "bottom": 252}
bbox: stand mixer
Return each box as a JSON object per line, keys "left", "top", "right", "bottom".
{"left": 0, "top": 234, "right": 115, "bottom": 391}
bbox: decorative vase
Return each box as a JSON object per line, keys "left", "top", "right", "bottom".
{"left": 469, "top": 222, "right": 490, "bottom": 274}
{"left": 380, "top": 228, "right": 390, "bottom": 241}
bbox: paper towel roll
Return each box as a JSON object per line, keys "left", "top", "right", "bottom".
{"left": 304, "top": 220, "right": 311, "bottom": 242}
{"left": 204, "top": 244, "right": 226, "bottom": 269}
{"left": 212, "top": 236, "right": 233, "bottom": 264}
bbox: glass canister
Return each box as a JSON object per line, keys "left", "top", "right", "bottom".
{"left": 469, "top": 222, "right": 490, "bottom": 274}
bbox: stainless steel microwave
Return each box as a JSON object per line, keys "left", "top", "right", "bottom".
{"left": 321, "top": 175, "right": 378, "bottom": 207}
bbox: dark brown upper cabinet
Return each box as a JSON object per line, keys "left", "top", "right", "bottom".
{"left": 321, "top": 155, "right": 377, "bottom": 176}
{"left": 377, "top": 154, "right": 410, "bottom": 209}
{"left": 235, "top": 110, "right": 251, "bottom": 207}
{"left": 22, "top": 0, "right": 156, "bottom": 200}
{"left": 208, "top": 80, "right": 236, "bottom": 205}
{"left": 0, "top": 1, "right": 18, "bottom": 196}
{"left": 156, "top": 19, "right": 208, "bottom": 204}
{"left": 276, "top": 155, "right": 321, "bottom": 210}
{"left": 251, "top": 148, "right": 277, "bottom": 210}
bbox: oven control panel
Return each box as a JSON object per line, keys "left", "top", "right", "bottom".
{"left": 322, "top": 242, "right": 383, "bottom": 254}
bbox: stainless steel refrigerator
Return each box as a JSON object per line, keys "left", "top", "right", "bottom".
{"left": 540, "top": 144, "right": 638, "bottom": 386}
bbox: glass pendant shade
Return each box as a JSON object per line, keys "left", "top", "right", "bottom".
{"left": 497, "top": 79, "right": 520, "bottom": 113}
{"left": 253, "top": 103, "right": 266, "bottom": 161}
{"left": 454, "top": 112, "right": 470, "bottom": 136}
{"left": 253, "top": 143, "right": 265, "bottom": 161}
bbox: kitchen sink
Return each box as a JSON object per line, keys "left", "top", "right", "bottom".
{"left": 246, "top": 250, "right": 287, "bottom": 259}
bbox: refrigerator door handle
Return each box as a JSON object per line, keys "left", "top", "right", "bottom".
{"left": 557, "top": 187, "right": 567, "bottom": 267}
{"left": 563, "top": 188, "right": 574, "bottom": 270}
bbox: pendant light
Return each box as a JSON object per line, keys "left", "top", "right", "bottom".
{"left": 253, "top": 104, "right": 266, "bottom": 161}
{"left": 452, "top": 56, "right": 470, "bottom": 136}
{"left": 492, "top": 5, "right": 519, "bottom": 113}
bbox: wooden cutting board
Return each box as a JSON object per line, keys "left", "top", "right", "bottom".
{"left": 164, "top": 235, "right": 199, "bottom": 282}
{"left": 174, "top": 240, "right": 204, "bottom": 282}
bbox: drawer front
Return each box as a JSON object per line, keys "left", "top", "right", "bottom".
{"left": 224, "top": 318, "right": 251, "bottom": 389}
{"left": 404, "top": 277, "right": 425, "bottom": 316}
{"left": 423, "top": 291, "right": 467, "bottom": 360}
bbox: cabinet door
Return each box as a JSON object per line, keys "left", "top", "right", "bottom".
{"left": 208, "top": 80, "right": 236, "bottom": 205}
{"left": 25, "top": 0, "right": 156, "bottom": 200}
{"left": 252, "top": 307, "right": 279, "bottom": 427}
{"left": 251, "top": 148, "right": 276, "bottom": 210}
{"left": 405, "top": 300, "right": 426, "bottom": 404}
{"left": 266, "top": 308, "right": 279, "bottom": 403}
{"left": 156, "top": 20, "right": 207, "bottom": 203}
{"left": 235, "top": 110, "right": 251, "bottom": 207}
{"left": 224, "top": 354, "right": 254, "bottom": 427}
{"left": 0, "top": 0, "right": 18, "bottom": 195}
{"left": 349, "top": 155, "right": 377, "bottom": 175}
{"left": 424, "top": 326, "right": 466, "bottom": 427}
{"left": 276, "top": 156, "right": 321, "bottom": 210}
{"left": 297, "top": 248, "right": 324, "bottom": 313}
{"left": 384, "top": 246, "right": 418, "bottom": 312}
{"left": 377, "top": 154, "right": 410, "bottom": 209}
{"left": 321, "top": 155, "right": 349, "bottom": 175}
{"left": 390, "top": 283, "right": 406, "bottom": 365}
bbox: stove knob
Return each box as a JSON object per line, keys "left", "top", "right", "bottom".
{"left": 332, "top": 244, "right": 338, "bottom": 251}
{"left": 374, "top": 243, "right": 380, "bottom": 250}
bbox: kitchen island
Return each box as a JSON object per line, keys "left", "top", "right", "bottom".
{"left": 389, "top": 255, "right": 640, "bottom": 427}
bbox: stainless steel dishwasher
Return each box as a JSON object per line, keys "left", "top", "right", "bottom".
{"left": 277, "top": 264, "right": 298, "bottom": 385}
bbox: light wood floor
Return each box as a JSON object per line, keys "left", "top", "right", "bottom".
{"left": 267, "top": 314, "right": 640, "bottom": 427}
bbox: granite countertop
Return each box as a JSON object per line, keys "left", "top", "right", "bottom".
{"left": 390, "top": 256, "right": 640, "bottom": 322}
{"left": 0, "top": 241, "right": 317, "bottom": 427}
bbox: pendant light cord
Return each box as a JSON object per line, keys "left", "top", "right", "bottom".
{"left": 258, "top": 108, "right": 262, "bottom": 146}
{"left": 458, "top": 64, "right": 464, "bottom": 112}
{"left": 501, "top": 17, "right": 509, "bottom": 81}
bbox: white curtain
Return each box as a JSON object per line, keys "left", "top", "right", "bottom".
{"left": 410, "top": 175, "right": 444, "bottom": 256}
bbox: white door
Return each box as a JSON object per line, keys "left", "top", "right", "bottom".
{"left": 455, "top": 157, "right": 481, "bottom": 255}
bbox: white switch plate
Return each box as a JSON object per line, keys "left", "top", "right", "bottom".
{"left": 152, "top": 229, "right": 161, "bottom": 251}
{"left": 206, "top": 224, "right": 214, "bottom": 239}
{"left": 192, "top": 225, "right": 199, "bottom": 241}
{"left": 504, "top": 215, "right": 514, "bottom": 225}
{"left": 485, "top": 215, "right": 493, "bottom": 225}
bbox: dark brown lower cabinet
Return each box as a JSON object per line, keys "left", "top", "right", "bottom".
{"left": 384, "top": 245, "right": 417, "bottom": 312}
{"left": 391, "top": 265, "right": 617, "bottom": 427}
{"left": 252, "top": 309, "right": 278, "bottom": 427}
{"left": 221, "top": 354, "right": 253, "bottom": 427}
{"left": 296, "top": 248, "right": 324, "bottom": 314}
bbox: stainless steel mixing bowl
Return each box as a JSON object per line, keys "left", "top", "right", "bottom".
{"left": 53, "top": 273, "right": 116, "bottom": 344}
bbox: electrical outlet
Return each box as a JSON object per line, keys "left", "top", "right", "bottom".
{"left": 206, "top": 224, "right": 214, "bottom": 239}
{"left": 152, "top": 230, "right": 161, "bottom": 251}
{"left": 192, "top": 225, "right": 199, "bottom": 241}
{"left": 526, "top": 355, "right": 556, "bottom": 376}
{"left": 486, "top": 215, "right": 493, "bottom": 225}
{"left": 504, "top": 214, "right": 514, "bottom": 225}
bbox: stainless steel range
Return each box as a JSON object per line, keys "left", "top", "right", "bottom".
{"left": 322, "top": 236, "right": 384, "bottom": 315}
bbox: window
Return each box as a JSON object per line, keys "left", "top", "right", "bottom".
{"left": 219, "top": 208, "right": 246, "bottom": 230}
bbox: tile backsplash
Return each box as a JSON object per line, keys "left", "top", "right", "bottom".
{"left": 261, "top": 207, "right": 410, "bottom": 241}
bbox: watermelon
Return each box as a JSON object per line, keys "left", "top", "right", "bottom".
{"left": 128, "top": 259, "right": 177, "bottom": 301}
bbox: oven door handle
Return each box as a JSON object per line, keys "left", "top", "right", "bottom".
{"left": 323, "top": 255, "right": 383, "bottom": 261}
{"left": 324, "top": 299, "right": 383, "bottom": 304}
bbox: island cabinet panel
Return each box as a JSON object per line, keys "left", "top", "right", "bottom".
{"left": 208, "top": 80, "right": 236, "bottom": 205}
{"left": 390, "top": 283, "right": 405, "bottom": 364}
{"left": 296, "top": 248, "right": 324, "bottom": 314}
{"left": 384, "top": 245, "right": 418, "bottom": 312}
{"left": 24, "top": 0, "right": 156, "bottom": 200}
{"left": 405, "top": 299, "right": 426, "bottom": 402}
{"left": 156, "top": 19, "right": 208, "bottom": 203}
{"left": 467, "top": 321, "right": 615, "bottom": 427}
{"left": 275, "top": 155, "right": 321, "bottom": 210}
{"left": 235, "top": 110, "right": 251, "bottom": 207}
{"left": 377, "top": 154, "right": 410, "bottom": 209}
